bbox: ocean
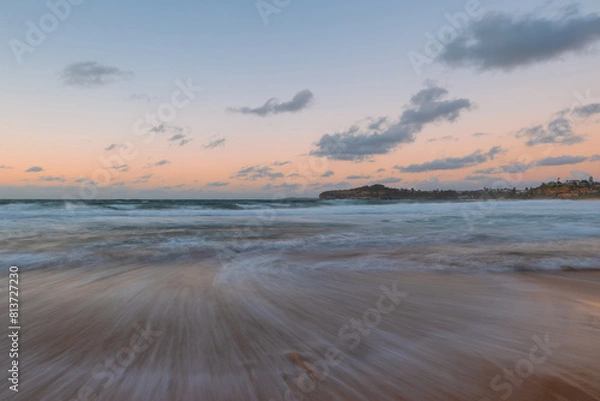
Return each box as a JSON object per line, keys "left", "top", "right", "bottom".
{"left": 2, "top": 199, "right": 600, "bottom": 400}
{"left": 2, "top": 199, "right": 599, "bottom": 272}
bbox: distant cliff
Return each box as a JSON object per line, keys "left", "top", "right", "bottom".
{"left": 319, "top": 181, "right": 600, "bottom": 200}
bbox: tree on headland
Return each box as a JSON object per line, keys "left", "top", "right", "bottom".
{"left": 590, "top": 176, "right": 595, "bottom": 184}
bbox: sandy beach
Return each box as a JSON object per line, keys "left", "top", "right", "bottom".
{"left": 2, "top": 265, "right": 599, "bottom": 401}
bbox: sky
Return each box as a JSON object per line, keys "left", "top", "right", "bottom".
{"left": 0, "top": 0, "right": 599, "bottom": 199}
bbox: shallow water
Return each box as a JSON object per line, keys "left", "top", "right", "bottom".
{"left": 1, "top": 199, "right": 599, "bottom": 272}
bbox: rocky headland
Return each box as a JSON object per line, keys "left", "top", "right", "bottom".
{"left": 319, "top": 179, "right": 600, "bottom": 200}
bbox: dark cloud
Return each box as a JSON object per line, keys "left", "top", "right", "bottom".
{"left": 169, "top": 133, "right": 193, "bottom": 147}
{"left": 347, "top": 175, "right": 372, "bottom": 180}
{"left": 263, "top": 183, "right": 302, "bottom": 192}
{"left": 74, "top": 178, "right": 98, "bottom": 185}
{"left": 476, "top": 154, "right": 590, "bottom": 175}
{"left": 472, "top": 132, "right": 491, "bottom": 137}
{"left": 105, "top": 144, "right": 122, "bottom": 151}
{"left": 536, "top": 155, "right": 588, "bottom": 167}
{"left": 376, "top": 168, "right": 387, "bottom": 173}
{"left": 153, "top": 160, "right": 171, "bottom": 167}
{"left": 133, "top": 174, "right": 153, "bottom": 184}
{"left": 311, "top": 85, "right": 473, "bottom": 161}
{"left": 428, "top": 135, "right": 457, "bottom": 142}
{"left": 25, "top": 166, "right": 43, "bottom": 173}
{"left": 367, "top": 117, "right": 388, "bottom": 131}
{"left": 517, "top": 116, "right": 584, "bottom": 146}
{"left": 475, "top": 162, "right": 531, "bottom": 174}
{"left": 228, "top": 89, "right": 314, "bottom": 117}
{"left": 371, "top": 178, "right": 403, "bottom": 185}
{"left": 111, "top": 164, "right": 130, "bottom": 173}
{"left": 573, "top": 103, "right": 600, "bottom": 118}
{"left": 272, "top": 161, "right": 291, "bottom": 166}
{"left": 206, "top": 181, "right": 230, "bottom": 188}
{"left": 150, "top": 124, "right": 188, "bottom": 135}
{"left": 396, "top": 146, "right": 503, "bottom": 173}
{"left": 438, "top": 7, "right": 600, "bottom": 71}
{"left": 203, "top": 137, "right": 226, "bottom": 149}
{"left": 61, "top": 62, "right": 134, "bottom": 87}
{"left": 321, "top": 170, "right": 335, "bottom": 178}
{"left": 591, "top": 154, "right": 600, "bottom": 162}
{"left": 231, "top": 165, "right": 284, "bottom": 181}
{"left": 38, "top": 175, "right": 66, "bottom": 183}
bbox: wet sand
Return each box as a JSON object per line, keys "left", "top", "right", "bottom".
{"left": 2, "top": 266, "right": 600, "bottom": 401}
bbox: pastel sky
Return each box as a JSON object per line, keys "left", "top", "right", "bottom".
{"left": 1, "top": 0, "right": 599, "bottom": 198}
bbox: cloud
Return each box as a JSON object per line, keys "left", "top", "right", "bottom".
{"left": 371, "top": 177, "right": 403, "bottom": 185}
{"left": 203, "top": 137, "right": 226, "bottom": 149}
{"left": 464, "top": 175, "right": 489, "bottom": 181}
{"left": 591, "top": 154, "right": 600, "bottom": 162}
{"left": 149, "top": 124, "right": 188, "bottom": 135}
{"left": 475, "top": 162, "right": 531, "bottom": 174}
{"left": 476, "top": 154, "right": 590, "bottom": 175}
{"left": 74, "top": 178, "right": 98, "bottom": 185}
{"left": 368, "top": 117, "right": 388, "bottom": 131}
{"left": 169, "top": 133, "right": 193, "bottom": 147}
{"left": 133, "top": 174, "right": 153, "bottom": 184}
{"left": 472, "top": 132, "right": 491, "bottom": 137}
{"left": 25, "top": 166, "right": 43, "bottom": 173}
{"left": 311, "top": 85, "right": 473, "bottom": 161}
{"left": 228, "top": 89, "right": 314, "bottom": 116}
{"left": 206, "top": 181, "right": 230, "bottom": 187}
{"left": 536, "top": 155, "right": 588, "bottom": 167}
{"left": 272, "top": 161, "right": 291, "bottom": 167}
{"left": 517, "top": 116, "right": 584, "bottom": 146}
{"left": 438, "top": 6, "right": 600, "bottom": 71}
{"left": 104, "top": 143, "right": 130, "bottom": 151}
{"left": 0, "top": 165, "right": 12, "bottom": 169}
{"left": 395, "top": 146, "right": 503, "bottom": 173}
{"left": 38, "top": 176, "right": 67, "bottom": 182}
{"left": 347, "top": 175, "right": 372, "bottom": 180}
{"left": 428, "top": 135, "right": 457, "bottom": 142}
{"left": 111, "top": 164, "right": 130, "bottom": 173}
{"left": 231, "top": 165, "right": 284, "bottom": 181}
{"left": 263, "top": 183, "right": 302, "bottom": 192}
{"left": 573, "top": 103, "right": 600, "bottom": 118}
{"left": 61, "top": 62, "right": 134, "bottom": 87}
{"left": 153, "top": 160, "right": 171, "bottom": 167}
{"left": 321, "top": 170, "right": 335, "bottom": 178}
